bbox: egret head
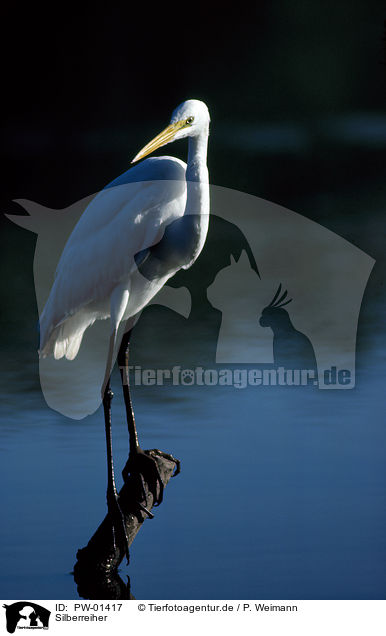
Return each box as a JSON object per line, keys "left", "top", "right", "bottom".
{"left": 132, "top": 99, "right": 210, "bottom": 163}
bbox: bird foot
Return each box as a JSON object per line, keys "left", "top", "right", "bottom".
{"left": 122, "top": 448, "right": 164, "bottom": 516}
{"left": 107, "top": 487, "right": 130, "bottom": 565}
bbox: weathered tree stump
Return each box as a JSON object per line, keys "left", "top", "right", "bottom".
{"left": 73, "top": 448, "right": 179, "bottom": 597}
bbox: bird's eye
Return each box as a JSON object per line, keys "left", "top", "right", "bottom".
{"left": 186, "top": 116, "right": 194, "bottom": 125}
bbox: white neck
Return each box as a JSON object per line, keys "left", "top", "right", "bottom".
{"left": 184, "top": 126, "right": 210, "bottom": 218}
{"left": 177, "top": 126, "right": 210, "bottom": 267}
{"left": 186, "top": 128, "right": 209, "bottom": 181}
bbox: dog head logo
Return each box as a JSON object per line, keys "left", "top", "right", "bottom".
{"left": 2, "top": 603, "right": 50, "bottom": 633}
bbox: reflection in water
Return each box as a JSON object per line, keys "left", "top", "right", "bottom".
{"left": 73, "top": 567, "right": 134, "bottom": 600}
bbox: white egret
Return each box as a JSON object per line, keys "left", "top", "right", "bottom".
{"left": 38, "top": 99, "right": 210, "bottom": 560}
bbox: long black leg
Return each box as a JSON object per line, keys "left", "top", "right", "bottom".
{"left": 118, "top": 328, "right": 165, "bottom": 512}
{"left": 102, "top": 377, "right": 130, "bottom": 563}
{"left": 117, "top": 329, "right": 139, "bottom": 455}
{"left": 102, "top": 378, "right": 116, "bottom": 499}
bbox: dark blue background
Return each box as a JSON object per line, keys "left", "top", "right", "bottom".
{"left": 0, "top": 1, "right": 385, "bottom": 599}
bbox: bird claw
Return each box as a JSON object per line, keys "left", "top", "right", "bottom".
{"left": 136, "top": 501, "right": 154, "bottom": 519}
{"left": 122, "top": 448, "right": 164, "bottom": 514}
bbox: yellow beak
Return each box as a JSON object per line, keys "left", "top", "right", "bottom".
{"left": 131, "top": 120, "right": 186, "bottom": 163}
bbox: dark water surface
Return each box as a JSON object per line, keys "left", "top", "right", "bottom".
{"left": 0, "top": 287, "right": 384, "bottom": 599}
{"left": 1, "top": 111, "right": 385, "bottom": 599}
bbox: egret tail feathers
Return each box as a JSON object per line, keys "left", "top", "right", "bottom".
{"left": 40, "top": 311, "right": 95, "bottom": 360}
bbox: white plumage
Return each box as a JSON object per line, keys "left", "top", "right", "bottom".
{"left": 28, "top": 101, "right": 211, "bottom": 558}
{"left": 38, "top": 99, "right": 210, "bottom": 389}
{"left": 39, "top": 158, "right": 186, "bottom": 360}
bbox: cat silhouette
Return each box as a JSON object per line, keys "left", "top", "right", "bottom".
{"left": 207, "top": 250, "right": 273, "bottom": 363}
